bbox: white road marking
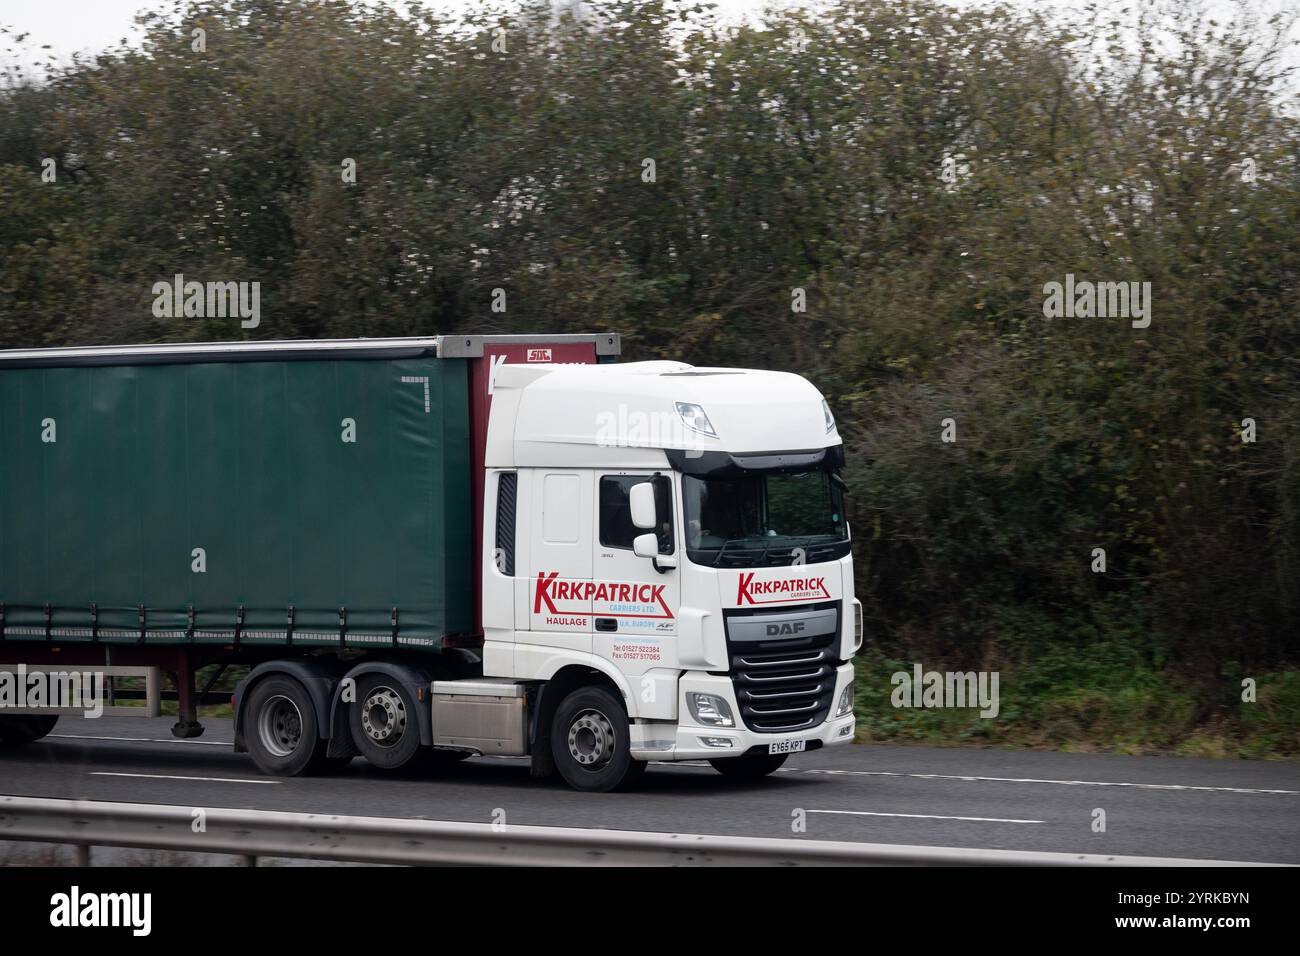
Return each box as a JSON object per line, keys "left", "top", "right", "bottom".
{"left": 53, "top": 733, "right": 230, "bottom": 747}
{"left": 56, "top": 734, "right": 1298, "bottom": 797}
{"left": 782, "top": 768, "right": 1300, "bottom": 796}
{"left": 808, "top": 808, "right": 1044, "bottom": 824}
{"left": 91, "top": 772, "right": 278, "bottom": 785}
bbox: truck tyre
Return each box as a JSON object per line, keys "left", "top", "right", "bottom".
{"left": 245, "top": 676, "right": 329, "bottom": 776}
{"left": 709, "top": 752, "right": 789, "bottom": 780}
{"left": 550, "top": 686, "right": 645, "bottom": 792}
{"left": 0, "top": 715, "right": 59, "bottom": 745}
{"left": 349, "top": 675, "right": 424, "bottom": 770}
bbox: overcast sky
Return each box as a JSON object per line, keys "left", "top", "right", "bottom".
{"left": 2, "top": 0, "right": 1296, "bottom": 74}
{"left": 3, "top": 0, "right": 766, "bottom": 65}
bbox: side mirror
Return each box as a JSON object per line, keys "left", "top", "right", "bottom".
{"left": 629, "top": 481, "right": 657, "bottom": 530}
{"left": 634, "top": 533, "right": 677, "bottom": 571}
{"left": 632, "top": 533, "right": 659, "bottom": 559}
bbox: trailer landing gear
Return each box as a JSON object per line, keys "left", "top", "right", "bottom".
{"left": 169, "top": 649, "right": 206, "bottom": 739}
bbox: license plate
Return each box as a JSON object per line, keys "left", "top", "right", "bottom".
{"left": 769, "top": 738, "right": 806, "bottom": 755}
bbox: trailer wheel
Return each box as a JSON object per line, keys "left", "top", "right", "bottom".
{"left": 708, "top": 752, "right": 788, "bottom": 780}
{"left": 550, "top": 686, "right": 644, "bottom": 792}
{"left": 349, "top": 675, "right": 423, "bottom": 770}
{"left": 245, "top": 676, "right": 328, "bottom": 776}
{"left": 0, "top": 715, "right": 59, "bottom": 746}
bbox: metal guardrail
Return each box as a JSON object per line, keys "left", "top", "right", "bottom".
{"left": 0, "top": 795, "right": 1281, "bottom": 866}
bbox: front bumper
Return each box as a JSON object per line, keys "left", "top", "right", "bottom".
{"left": 631, "top": 662, "right": 855, "bottom": 761}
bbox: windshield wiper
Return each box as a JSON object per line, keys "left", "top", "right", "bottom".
{"left": 710, "top": 536, "right": 789, "bottom": 567}
{"left": 711, "top": 537, "right": 754, "bottom": 567}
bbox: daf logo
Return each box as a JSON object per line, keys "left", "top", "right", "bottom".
{"left": 766, "top": 621, "right": 806, "bottom": 636}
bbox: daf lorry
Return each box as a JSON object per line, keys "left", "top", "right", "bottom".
{"left": 0, "top": 334, "right": 860, "bottom": 791}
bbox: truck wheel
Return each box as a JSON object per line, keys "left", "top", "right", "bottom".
{"left": 550, "top": 686, "right": 645, "bottom": 792}
{"left": 0, "top": 715, "right": 59, "bottom": 745}
{"left": 245, "top": 676, "right": 328, "bottom": 776}
{"left": 709, "top": 752, "right": 788, "bottom": 780}
{"left": 349, "top": 675, "right": 423, "bottom": 770}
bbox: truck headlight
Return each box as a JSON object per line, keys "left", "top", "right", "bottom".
{"left": 835, "top": 683, "right": 854, "bottom": 717}
{"left": 687, "top": 692, "right": 734, "bottom": 727}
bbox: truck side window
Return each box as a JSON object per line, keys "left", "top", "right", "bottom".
{"left": 599, "top": 475, "right": 674, "bottom": 554}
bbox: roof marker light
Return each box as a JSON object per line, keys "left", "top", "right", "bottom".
{"left": 675, "top": 402, "right": 718, "bottom": 439}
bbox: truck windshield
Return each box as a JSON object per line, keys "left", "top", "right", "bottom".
{"left": 682, "top": 469, "right": 850, "bottom": 567}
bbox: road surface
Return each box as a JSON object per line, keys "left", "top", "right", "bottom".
{"left": 2, "top": 717, "right": 1296, "bottom": 864}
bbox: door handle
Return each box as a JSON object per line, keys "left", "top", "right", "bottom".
{"left": 595, "top": 618, "right": 617, "bottom": 632}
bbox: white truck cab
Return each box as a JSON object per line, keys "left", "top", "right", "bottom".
{"left": 481, "top": 360, "right": 861, "bottom": 790}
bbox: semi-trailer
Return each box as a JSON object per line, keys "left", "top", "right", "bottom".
{"left": 0, "top": 334, "right": 859, "bottom": 791}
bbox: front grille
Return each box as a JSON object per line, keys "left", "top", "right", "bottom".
{"left": 725, "top": 604, "right": 840, "bottom": 733}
